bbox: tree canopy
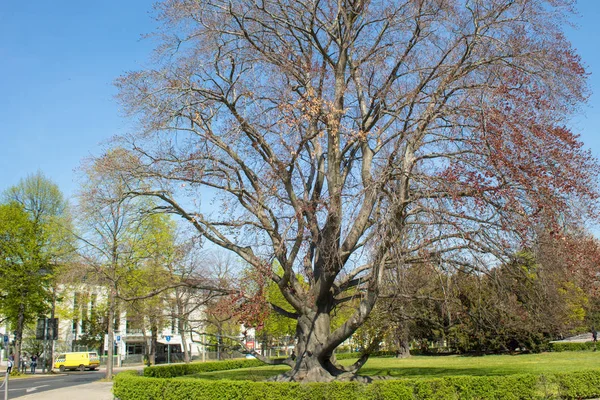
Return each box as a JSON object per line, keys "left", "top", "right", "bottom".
{"left": 0, "top": 172, "right": 70, "bottom": 367}
{"left": 112, "top": 0, "right": 599, "bottom": 382}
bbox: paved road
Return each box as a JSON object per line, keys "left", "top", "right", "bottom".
{"left": 4, "top": 370, "right": 105, "bottom": 399}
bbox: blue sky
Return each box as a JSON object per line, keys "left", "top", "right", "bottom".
{"left": 0, "top": 0, "right": 156, "bottom": 199}
{"left": 1, "top": 1, "right": 599, "bottom": 201}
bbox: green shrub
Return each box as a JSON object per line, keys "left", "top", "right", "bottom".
{"left": 440, "top": 374, "right": 540, "bottom": 400}
{"left": 335, "top": 350, "right": 399, "bottom": 360}
{"left": 551, "top": 370, "right": 600, "bottom": 399}
{"left": 143, "top": 358, "right": 266, "bottom": 378}
{"left": 549, "top": 342, "right": 597, "bottom": 352}
{"left": 335, "top": 352, "right": 361, "bottom": 360}
{"left": 118, "top": 370, "right": 141, "bottom": 376}
{"left": 113, "top": 369, "right": 600, "bottom": 399}
{"left": 410, "top": 347, "right": 456, "bottom": 356}
{"left": 334, "top": 348, "right": 455, "bottom": 360}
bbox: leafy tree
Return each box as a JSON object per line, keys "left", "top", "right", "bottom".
{"left": 383, "top": 245, "right": 593, "bottom": 355}
{"left": 0, "top": 204, "right": 50, "bottom": 365}
{"left": 113, "top": 0, "right": 598, "bottom": 381}
{"left": 5, "top": 171, "right": 67, "bottom": 227}
{"left": 535, "top": 231, "right": 600, "bottom": 329}
{"left": 0, "top": 172, "right": 70, "bottom": 369}
{"left": 258, "top": 278, "right": 297, "bottom": 355}
{"left": 253, "top": 264, "right": 301, "bottom": 357}
{"left": 120, "top": 213, "right": 179, "bottom": 365}
{"left": 379, "top": 260, "right": 460, "bottom": 356}
{"left": 449, "top": 253, "right": 588, "bottom": 354}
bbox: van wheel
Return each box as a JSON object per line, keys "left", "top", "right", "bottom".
{"left": 78, "top": 365, "right": 85, "bottom": 372}
{"left": 59, "top": 365, "right": 65, "bottom": 373}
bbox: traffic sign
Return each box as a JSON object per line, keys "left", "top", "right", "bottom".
{"left": 3, "top": 335, "right": 7, "bottom": 344}
{"left": 165, "top": 335, "right": 171, "bottom": 342}
{"left": 116, "top": 335, "right": 121, "bottom": 342}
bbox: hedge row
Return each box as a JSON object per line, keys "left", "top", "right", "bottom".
{"left": 549, "top": 342, "right": 597, "bottom": 352}
{"left": 335, "top": 342, "right": 600, "bottom": 356}
{"left": 335, "top": 349, "right": 454, "bottom": 360}
{"left": 145, "top": 354, "right": 397, "bottom": 375}
{"left": 335, "top": 350, "right": 398, "bottom": 360}
{"left": 143, "top": 359, "right": 267, "bottom": 378}
{"left": 114, "top": 369, "right": 600, "bottom": 400}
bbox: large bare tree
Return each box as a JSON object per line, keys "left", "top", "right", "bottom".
{"left": 114, "top": 0, "right": 598, "bottom": 381}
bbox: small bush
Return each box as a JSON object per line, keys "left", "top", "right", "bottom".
{"left": 113, "top": 369, "right": 600, "bottom": 400}
{"left": 548, "top": 342, "right": 597, "bottom": 352}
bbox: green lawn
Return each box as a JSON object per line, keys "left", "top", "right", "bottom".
{"left": 179, "top": 352, "right": 600, "bottom": 381}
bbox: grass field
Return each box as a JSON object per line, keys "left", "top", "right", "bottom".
{"left": 179, "top": 352, "right": 600, "bottom": 382}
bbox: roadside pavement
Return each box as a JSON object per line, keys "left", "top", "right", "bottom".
{"left": 550, "top": 333, "right": 595, "bottom": 343}
{"left": 16, "top": 381, "right": 114, "bottom": 400}
{"left": 11, "top": 365, "right": 143, "bottom": 400}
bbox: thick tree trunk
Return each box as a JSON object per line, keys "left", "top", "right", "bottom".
{"left": 396, "top": 325, "right": 411, "bottom": 359}
{"left": 271, "top": 312, "right": 368, "bottom": 382}
{"left": 397, "top": 338, "right": 411, "bottom": 359}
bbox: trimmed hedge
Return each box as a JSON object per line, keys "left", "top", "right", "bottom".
{"left": 549, "top": 342, "right": 597, "bottom": 352}
{"left": 335, "top": 349, "right": 454, "bottom": 360}
{"left": 335, "top": 342, "right": 599, "bottom": 355}
{"left": 114, "top": 369, "right": 600, "bottom": 399}
{"left": 143, "top": 359, "right": 266, "bottom": 378}
{"left": 552, "top": 370, "right": 600, "bottom": 399}
{"left": 335, "top": 350, "right": 398, "bottom": 360}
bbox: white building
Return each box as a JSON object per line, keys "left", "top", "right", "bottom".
{"left": 55, "top": 285, "right": 207, "bottom": 362}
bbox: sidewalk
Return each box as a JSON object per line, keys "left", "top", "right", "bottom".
{"left": 17, "top": 381, "right": 114, "bottom": 400}
{"left": 550, "top": 333, "right": 595, "bottom": 343}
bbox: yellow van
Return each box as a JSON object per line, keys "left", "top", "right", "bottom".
{"left": 54, "top": 352, "right": 100, "bottom": 372}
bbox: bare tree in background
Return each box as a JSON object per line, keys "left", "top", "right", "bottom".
{"left": 114, "top": 0, "right": 598, "bottom": 381}
{"left": 76, "top": 151, "right": 172, "bottom": 378}
{"left": 165, "top": 244, "right": 229, "bottom": 363}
